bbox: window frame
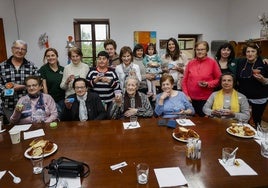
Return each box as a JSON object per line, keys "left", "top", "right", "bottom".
{"left": 73, "top": 19, "right": 110, "bottom": 67}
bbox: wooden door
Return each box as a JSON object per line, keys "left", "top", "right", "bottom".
{"left": 0, "top": 18, "right": 7, "bottom": 62}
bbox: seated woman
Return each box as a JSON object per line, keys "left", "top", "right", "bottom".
{"left": 10, "top": 76, "right": 58, "bottom": 124}
{"left": 155, "top": 74, "right": 194, "bottom": 118}
{"left": 109, "top": 76, "right": 153, "bottom": 119}
{"left": 61, "top": 78, "right": 107, "bottom": 121}
{"left": 203, "top": 72, "right": 250, "bottom": 122}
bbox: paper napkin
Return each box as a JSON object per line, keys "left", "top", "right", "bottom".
{"left": 176, "top": 119, "right": 195, "bottom": 126}
{"left": 123, "top": 122, "right": 141, "bottom": 129}
{"left": 9, "top": 124, "right": 32, "bottom": 132}
{"left": 49, "top": 177, "right": 81, "bottom": 188}
{"left": 23, "top": 129, "right": 45, "bottom": 140}
{"left": 218, "top": 158, "right": 258, "bottom": 176}
{"left": 0, "top": 170, "right": 6, "bottom": 179}
{"left": 154, "top": 167, "right": 187, "bottom": 187}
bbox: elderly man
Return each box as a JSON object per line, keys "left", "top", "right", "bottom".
{"left": 0, "top": 40, "right": 39, "bottom": 121}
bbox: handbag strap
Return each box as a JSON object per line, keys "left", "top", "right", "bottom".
{"left": 42, "top": 156, "right": 90, "bottom": 187}
{"left": 58, "top": 156, "right": 90, "bottom": 177}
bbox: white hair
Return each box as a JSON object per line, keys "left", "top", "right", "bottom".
{"left": 12, "top": 40, "right": 27, "bottom": 49}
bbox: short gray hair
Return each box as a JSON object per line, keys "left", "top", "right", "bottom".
{"left": 12, "top": 40, "right": 28, "bottom": 49}
{"left": 125, "top": 76, "right": 140, "bottom": 89}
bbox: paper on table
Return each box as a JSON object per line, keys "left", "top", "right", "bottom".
{"left": 123, "top": 122, "right": 141, "bottom": 129}
{"left": 254, "top": 139, "right": 261, "bottom": 145}
{"left": 176, "top": 119, "right": 195, "bottom": 126}
{"left": 0, "top": 170, "right": 6, "bottom": 179}
{"left": 154, "top": 167, "right": 187, "bottom": 187}
{"left": 23, "top": 129, "right": 45, "bottom": 140}
{"left": 49, "top": 177, "right": 81, "bottom": 188}
{"left": 9, "top": 124, "right": 32, "bottom": 132}
{"left": 219, "top": 158, "right": 258, "bottom": 176}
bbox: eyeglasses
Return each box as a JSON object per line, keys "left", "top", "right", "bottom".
{"left": 12, "top": 46, "right": 27, "bottom": 52}
{"left": 26, "top": 84, "right": 39, "bottom": 88}
{"left": 195, "top": 48, "right": 206, "bottom": 52}
{"left": 74, "top": 86, "right": 86, "bottom": 90}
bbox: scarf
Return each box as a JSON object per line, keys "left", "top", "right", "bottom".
{"left": 77, "top": 93, "right": 88, "bottom": 121}
{"left": 21, "top": 93, "right": 45, "bottom": 121}
{"left": 122, "top": 63, "right": 134, "bottom": 80}
{"left": 212, "top": 89, "right": 240, "bottom": 113}
{"left": 123, "top": 92, "right": 142, "bottom": 113}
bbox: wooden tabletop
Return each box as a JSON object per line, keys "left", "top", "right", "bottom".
{"left": 0, "top": 117, "right": 268, "bottom": 188}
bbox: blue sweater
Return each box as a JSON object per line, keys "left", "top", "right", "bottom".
{"left": 155, "top": 91, "right": 195, "bottom": 118}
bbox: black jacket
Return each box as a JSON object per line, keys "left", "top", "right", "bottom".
{"left": 61, "top": 91, "right": 107, "bottom": 121}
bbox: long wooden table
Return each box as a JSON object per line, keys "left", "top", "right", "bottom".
{"left": 0, "top": 117, "right": 268, "bottom": 188}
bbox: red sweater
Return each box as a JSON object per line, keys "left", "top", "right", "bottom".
{"left": 182, "top": 57, "right": 221, "bottom": 100}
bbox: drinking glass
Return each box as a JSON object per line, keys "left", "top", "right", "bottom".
{"left": 136, "top": 163, "right": 149, "bottom": 184}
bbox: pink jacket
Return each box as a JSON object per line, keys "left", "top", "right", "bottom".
{"left": 182, "top": 57, "right": 221, "bottom": 100}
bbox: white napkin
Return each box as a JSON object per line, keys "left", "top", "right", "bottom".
{"left": 9, "top": 124, "right": 32, "bottom": 132}
{"left": 0, "top": 170, "right": 6, "bottom": 179}
{"left": 154, "top": 167, "right": 187, "bottom": 187}
{"left": 23, "top": 129, "right": 45, "bottom": 140}
{"left": 49, "top": 177, "right": 81, "bottom": 187}
{"left": 219, "top": 158, "right": 257, "bottom": 176}
{"left": 176, "top": 119, "right": 195, "bottom": 126}
{"left": 123, "top": 122, "right": 141, "bottom": 129}
{"left": 254, "top": 138, "right": 262, "bottom": 145}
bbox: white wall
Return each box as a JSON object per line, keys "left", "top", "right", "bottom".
{"left": 228, "top": 0, "right": 268, "bottom": 41}
{"left": 0, "top": 0, "right": 267, "bottom": 67}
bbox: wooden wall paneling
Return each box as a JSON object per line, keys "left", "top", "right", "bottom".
{"left": 0, "top": 18, "right": 7, "bottom": 62}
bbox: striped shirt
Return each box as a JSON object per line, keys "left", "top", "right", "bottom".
{"left": 86, "top": 67, "right": 121, "bottom": 103}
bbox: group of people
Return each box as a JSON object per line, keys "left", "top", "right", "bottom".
{"left": 0, "top": 38, "right": 268, "bottom": 127}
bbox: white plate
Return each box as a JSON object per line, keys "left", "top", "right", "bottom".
{"left": 24, "top": 143, "right": 58, "bottom": 159}
{"left": 226, "top": 124, "right": 256, "bottom": 138}
{"left": 172, "top": 133, "right": 188, "bottom": 142}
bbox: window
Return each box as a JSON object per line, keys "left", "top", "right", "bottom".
{"left": 74, "top": 19, "right": 110, "bottom": 67}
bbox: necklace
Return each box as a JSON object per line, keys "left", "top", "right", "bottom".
{"left": 219, "top": 59, "right": 228, "bottom": 69}
{"left": 240, "top": 60, "right": 255, "bottom": 78}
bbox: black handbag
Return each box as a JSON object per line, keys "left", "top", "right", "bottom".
{"left": 43, "top": 157, "right": 90, "bottom": 187}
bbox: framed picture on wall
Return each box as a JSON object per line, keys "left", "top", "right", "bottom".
{"left": 134, "top": 31, "right": 157, "bottom": 50}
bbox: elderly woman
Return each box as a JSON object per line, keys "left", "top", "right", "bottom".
{"left": 182, "top": 41, "right": 221, "bottom": 117}
{"left": 155, "top": 74, "right": 194, "bottom": 118}
{"left": 236, "top": 42, "right": 268, "bottom": 126}
{"left": 10, "top": 76, "right": 58, "bottom": 124}
{"left": 61, "top": 78, "right": 107, "bottom": 121}
{"left": 108, "top": 76, "right": 153, "bottom": 119}
{"left": 203, "top": 73, "right": 250, "bottom": 122}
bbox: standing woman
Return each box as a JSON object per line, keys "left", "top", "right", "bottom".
{"left": 182, "top": 41, "right": 221, "bottom": 117}
{"left": 115, "top": 46, "right": 141, "bottom": 91}
{"left": 60, "top": 47, "right": 89, "bottom": 98}
{"left": 236, "top": 42, "right": 268, "bottom": 126}
{"left": 39, "top": 48, "right": 65, "bottom": 119}
{"left": 104, "top": 39, "right": 120, "bottom": 68}
{"left": 161, "top": 37, "right": 188, "bottom": 90}
{"left": 132, "top": 44, "right": 149, "bottom": 94}
{"left": 215, "top": 42, "right": 237, "bottom": 75}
